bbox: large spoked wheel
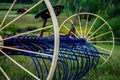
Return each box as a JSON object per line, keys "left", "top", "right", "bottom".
{"left": 59, "top": 12, "right": 114, "bottom": 65}
{"left": 0, "top": 0, "right": 59, "bottom": 80}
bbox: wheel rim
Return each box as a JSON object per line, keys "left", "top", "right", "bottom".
{"left": 59, "top": 12, "right": 114, "bottom": 65}
{"left": 0, "top": 0, "right": 59, "bottom": 80}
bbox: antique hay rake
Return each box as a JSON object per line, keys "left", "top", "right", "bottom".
{"left": 0, "top": 0, "right": 114, "bottom": 80}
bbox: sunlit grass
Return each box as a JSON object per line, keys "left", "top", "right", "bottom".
{"left": 0, "top": 10, "right": 120, "bottom": 80}
{"left": 83, "top": 45, "right": 120, "bottom": 80}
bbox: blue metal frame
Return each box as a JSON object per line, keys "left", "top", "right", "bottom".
{"left": 2, "top": 35, "right": 108, "bottom": 79}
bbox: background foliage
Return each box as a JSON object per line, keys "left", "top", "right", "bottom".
{"left": 0, "top": 0, "right": 120, "bottom": 39}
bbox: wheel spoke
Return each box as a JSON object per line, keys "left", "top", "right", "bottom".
{"left": 0, "top": 66, "right": 10, "bottom": 80}
{"left": 0, "top": 0, "right": 44, "bottom": 31}
{"left": 87, "top": 23, "right": 106, "bottom": 40}
{"left": 0, "top": 0, "right": 16, "bottom": 28}
{"left": 84, "top": 14, "right": 89, "bottom": 38}
{"left": 93, "top": 45, "right": 111, "bottom": 53}
{"left": 63, "top": 25, "right": 79, "bottom": 38}
{"left": 99, "top": 55, "right": 106, "bottom": 62}
{"left": 86, "top": 17, "right": 98, "bottom": 38}
{"left": 78, "top": 14, "right": 82, "bottom": 37}
{"left": 88, "top": 41, "right": 113, "bottom": 43}
{"left": 88, "top": 31, "right": 111, "bottom": 40}
{"left": 0, "top": 25, "right": 52, "bottom": 42}
{"left": 69, "top": 19, "right": 81, "bottom": 37}
{"left": 59, "top": 12, "right": 114, "bottom": 65}
{"left": 0, "top": 45, "right": 53, "bottom": 57}
{"left": 0, "top": 50, "right": 40, "bottom": 80}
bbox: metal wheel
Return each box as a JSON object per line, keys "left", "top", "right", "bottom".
{"left": 0, "top": 0, "right": 59, "bottom": 80}
{"left": 59, "top": 12, "right": 114, "bottom": 65}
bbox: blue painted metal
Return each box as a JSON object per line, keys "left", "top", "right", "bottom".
{"left": 2, "top": 35, "right": 108, "bottom": 80}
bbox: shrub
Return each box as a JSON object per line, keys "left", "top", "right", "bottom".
{"left": 1, "top": 23, "right": 18, "bottom": 35}
{"left": 108, "top": 16, "right": 120, "bottom": 38}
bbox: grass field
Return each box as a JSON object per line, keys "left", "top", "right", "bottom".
{"left": 0, "top": 45, "right": 120, "bottom": 80}
{"left": 84, "top": 45, "right": 120, "bottom": 80}
{"left": 0, "top": 3, "right": 33, "bottom": 10}
{"left": 0, "top": 10, "right": 120, "bottom": 80}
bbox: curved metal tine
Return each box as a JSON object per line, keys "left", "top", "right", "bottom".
{"left": 90, "top": 43, "right": 100, "bottom": 67}
{"left": 78, "top": 56, "right": 84, "bottom": 78}
{"left": 30, "top": 46, "right": 45, "bottom": 79}
{"left": 0, "top": 25, "right": 52, "bottom": 42}
{"left": 88, "top": 43, "right": 100, "bottom": 67}
{"left": 82, "top": 52, "right": 91, "bottom": 77}
{"left": 0, "top": 0, "right": 44, "bottom": 31}
{"left": 79, "top": 55, "right": 90, "bottom": 78}
{"left": 73, "top": 55, "right": 79, "bottom": 79}
{"left": 22, "top": 43, "right": 43, "bottom": 79}
{"left": 63, "top": 50, "right": 72, "bottom": 80}
{"left": 53, "top": 65, "right": 57, "bottom": 80}
{"left": 94, "top": 57, "right": 100, "bottom": 68}
{"left": 60, "top": 48, "right": 70, "bottom": 80}
{"left": 58, "top": 58, "right": 65, "bottom": 80}
{"left": 30, "top": 54, "right": 41, "bottom": 79}
{"left": 71, "top": 45, "right": 84, "bottom": 78}
{"left": 77, "top": 45, "right": 90, "bottom": 78}
{"left": 22, "top": 38, "right": 40, "bottom": 50}
{"left": 20, "top": 43, "right": 39, "bottom": 77}
{"left": 29, "top": 42, "right": 44, "bottom": 52}
{"left": 10, "top": 41, "right": 43, "bottom": 79}
{"left": 77, "top": 54, "right": 88, "bottom": 78}
{"left": 60, "top": 44, "right": 74, "bottom": 79}
{"left": 72, "top": 55, "right": 78, "bottom": 79}
{"left": 28, "top": 42, "right": 51, "bottom": 78}
{"left": 0, "top": 66, "right": 10, "bottom": 80}
{"left": 41, "top": 57, "right": 49, "bottom": 79}
{"left": 75, "top": 56, "right": 84, "bottom": 79}
{"left": 30, "top": 43, "right": 45, "bottom": 51}
{"left": 66, "top": 50, "right": 74, "bottom": 80}
{"left": 71, "top": 49, "right": 82, "bottom": 79}
{"left": 42, "top": 42, "right": 54, "bottom": 49}
{"left": 0, "top": 0, "right": 16, "bottom": 28}
{"left": 59, "top": 50, "right": 68, "bottom": 80}
{"left": 62, "top": 59, "right": 68, "bottom": 80}
{"left": 58, "top": 53, "right": 65, "bottom": 80}
{"left": 85, "top": 43, "right": 97, "bottom": 69}
{"left": 0, "top": 50, "right": 40, "bottom": 80}
{"left": 0, "top": 45, "right": 53, "bottom": 57}
{"left": 68, "top": 46, "right": 80, "bottom": 79}
{"left": 57, "top": 63, "right": 61, "bottom": 80}
{"left": 93, "top": 54, "right": 100, "bottom": 68}
{"left": 53, "top": 62, "right": 61, "bottom": 80}
{"left": 70, "top": 47, "right": 79, "bottom": 79}
{"left": 36, "top": 38, "right": 49, "bottom": 49}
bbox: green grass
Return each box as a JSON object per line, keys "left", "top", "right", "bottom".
{"left": 0, "top": 45, "right": 120, "bottom": 80}
{"left": 0, "top": 56, "right": 37, "bottom": 80}
{"left": 0, "top": 10, "right": 120, "bottom": 80}
{"left": 0, "top": 3, "right": 33, "bottom": 10}
{"left": 83, "top": 45, "right": 120, "bottom": 80}
{"left": 0, "top": 10, "right": 40, "bottom": 28}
